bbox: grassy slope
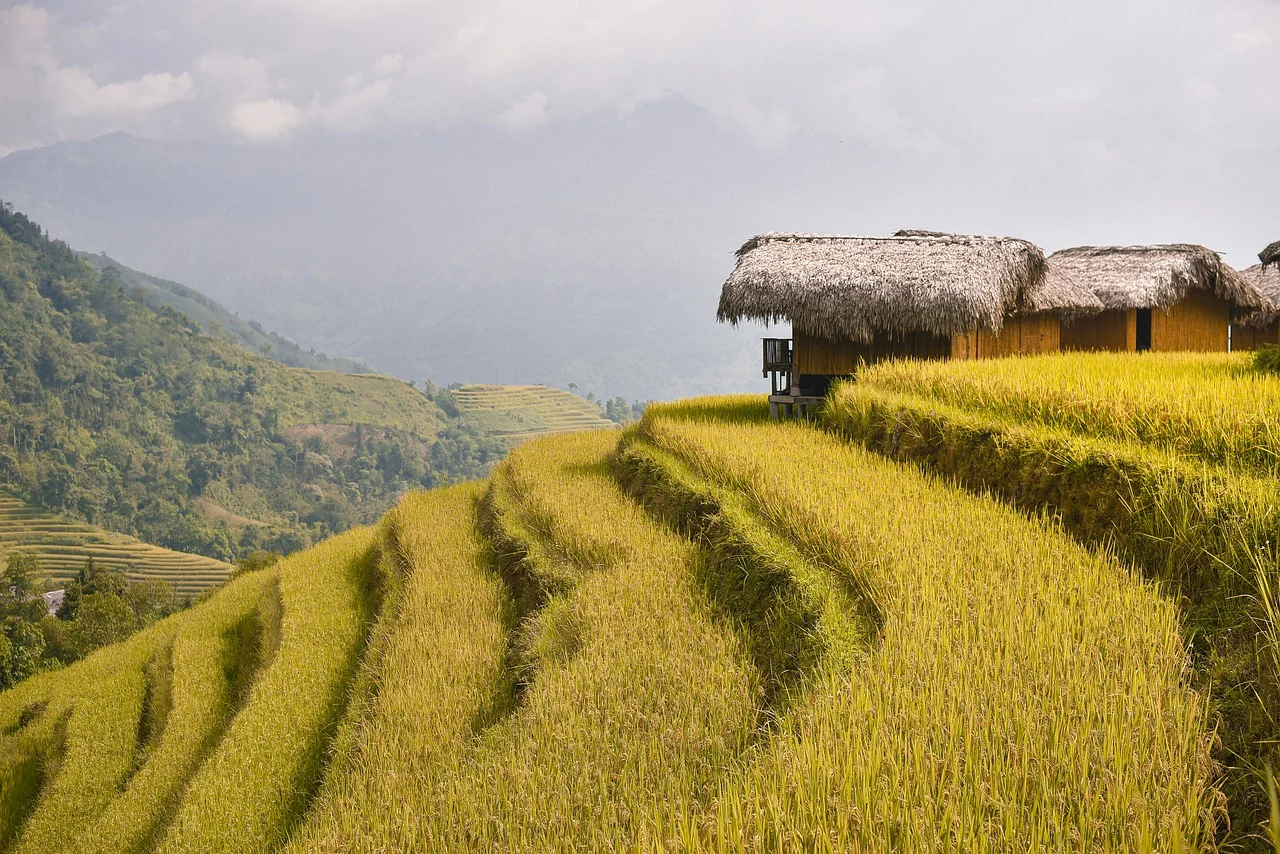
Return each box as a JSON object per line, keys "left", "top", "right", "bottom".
{"left": 77, "top": 253, "right": 371, "bottom": 374}
{"left": 826, "top": 351, "right": 1280, "bottom": 847}
{"left": 0, "top": 493, "right": 233, "bottom": 596}
{"left": 261, "top": 370, "right": 443, "bottom": 434}
{"left": 451, "top": 384, "right": 614, "bottom": 443}
{"left": 0, "top": 375, "right": 1242, "bottom": 850}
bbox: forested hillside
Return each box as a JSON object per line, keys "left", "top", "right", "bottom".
{"left": 0, "top": 202, "right": 503, "bottom": 561}
{"left": 78, "top": 252, "right": 372, "bottom": 373}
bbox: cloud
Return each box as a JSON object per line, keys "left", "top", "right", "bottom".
{"left": 229, "top": 98, "right": 302, "bottom": 140}
{"left": 499, "top": 91, "right": 550, "bottom": 131}
{"left": 56, "top": 68, "right": 192, "bottom": 116}
{"left": 0, "top": 0, "right": 1278, "bottom": 171}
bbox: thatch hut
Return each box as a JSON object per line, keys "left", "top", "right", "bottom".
{"left": 1046, "top": 244, "right": 1264, "bottom": 352}
{"left": 717, "top": 232, "right": 1101, "bottom": 408}
{"left": 1260, "top": 239, "right": 1280, "bottom": 268}
{"left": 1231, "top": 264, "right": 1280, "bottom": 350}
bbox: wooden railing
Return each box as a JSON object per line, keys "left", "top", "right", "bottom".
{"left": 762, "top": 338, "right": 793, "bottom": 396}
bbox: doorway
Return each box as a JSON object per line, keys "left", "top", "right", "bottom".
{"left": 1136, "top": 309, "right": 1152, "bottom": 352}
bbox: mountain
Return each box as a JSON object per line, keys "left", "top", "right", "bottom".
{"left": 78, "top": 251, "right": 372, "bottom": 373}
{"left": 0, "top": 201, "right": 504, "bottom": 562}
{"left": 0, "top": 122, "right": 773, "bottom": 401}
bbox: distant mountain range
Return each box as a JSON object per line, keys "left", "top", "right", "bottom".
{"left": 79, "top": 251, "right": 372, "bottom": 374}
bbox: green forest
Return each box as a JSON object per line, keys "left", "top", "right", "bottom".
{"left": 0, "top": 201, "right": 504, "bottom": 563}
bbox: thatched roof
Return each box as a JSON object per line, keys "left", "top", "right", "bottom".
{"left": 717, "top": 232, "right": 1102, "bottom": 343}
{"left": 1260, "top": 240, "right": 1280, "bottom": 268}
{"left": 1044, "top": 244, "right": 1266, "bottom": 311}
{"left": 1235, "top": 264, "right": 1280, "bottom": 328}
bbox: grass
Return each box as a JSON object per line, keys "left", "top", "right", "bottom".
{"left": 0, "top": 355, "right": 1267, "bottom": 849}
{"left": 71, "top": 570, "right": 279, "bottom": 854}
{"left": 292, "top": 431, "right": 758, "bottom": 850}
{"left": 631, "top": 402, "right": 1218, "bottom": 849}
{"left": 260, "top": 369, "right": 445, "bottom": 435}
{"left": 155, "top": 527, "right": 380, "bottom": 854}
{"left": 826, "top": 359, "right": 1280, "bottom": 845}
{"left": 0, "top": 494, "right": 233, "bottom": 596}
{"left": 853, "top": 351, "right": 1280, "bottom": 473}
{"left": 0, "top": 527, "right": 374, "bottom": 852}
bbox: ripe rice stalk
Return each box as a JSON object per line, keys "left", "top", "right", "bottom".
{"left": 635, "top": 404, "right": 1218, "bottom": 849}
{"left": 70, "top": 567, "right": 279, "bottom": 854}
{"left": 155, "top": 527, "right": 381, "bottom": 854}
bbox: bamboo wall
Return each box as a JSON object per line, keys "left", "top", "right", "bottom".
{"left": 792, "top": 327, "right": 949, "bottom": 375}
{"left": 1060, "top": 310, "right": 1136, "bottom": 352}
{"left": 1150, "top": 289, "right": 1229, "bottom": 352}
{"left": 949, "top": 314, "right": 1060, "bottom": 360}
{"left": 1231, "top": 321, "right": 1280, "bottom": 351}
{"left": 1061, "top": 292, "right": 1231, "bottom": 353}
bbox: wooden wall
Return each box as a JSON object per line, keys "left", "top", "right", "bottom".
{"left": 1060, "top": 310, "right": 1135, "bottom": 352}
{"left": 950, "top": 314, "right": 1060, "bottom": 360}
{"left": 1232, "top": 321, "right": 1280, "bottom": 351}
{"left": 1061, "top": 292, "right": 1231, "bottom": 353}
{"left": 793, "top": 327, "right": 949, "bottom": 375}
{"left": 1150, "top": 289, "right": 1229, "bottom": 352}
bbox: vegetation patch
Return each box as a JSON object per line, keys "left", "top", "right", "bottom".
{"left": 826, "top": 367, "right": 1280, "bottom": 845}
{"left": 637, "top": 403, "right": 1218, "bottom": 848}
{"left": 615, "top": 432, "right": 877, "bottom": 716}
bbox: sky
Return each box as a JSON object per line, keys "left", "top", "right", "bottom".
{"left": 1, "top": 0, "right": 1278, "bottom": 398}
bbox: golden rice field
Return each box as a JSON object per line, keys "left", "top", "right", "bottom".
{"left": 3, "top": 353, "right": 1279, "bottom": 851}
{"left": 450, "top": 384, "right": 615, "bottom": 443}
{"left": 0, "top": 494, "right": 233, "bottom": 597}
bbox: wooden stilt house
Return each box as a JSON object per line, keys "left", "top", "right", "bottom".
{"left": 716, "top": 232, "right": 1102, "bottom": 415}
{"left": 1231, "top": 241, "right": 1280, "bottom": 350}
{"left": 1046, "top": 244, "right": 1265, "bottom": 352}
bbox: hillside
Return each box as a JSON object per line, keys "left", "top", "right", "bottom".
{"left": 10, "top": 353, "right": 1280, "bottom": 850}
{"left": 0, "top": 493, "right": 231, "bottom": 597}
{"left": 0, "top": 202, "right": 502, "bottom": 564}
{"left": 448, "top": 383, "right": 615, "bottom": 443}
{"left": 78, "top": 252, "right": 372, "bottom": 374}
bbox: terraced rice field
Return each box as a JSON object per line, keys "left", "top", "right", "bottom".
{"left": 0, "top": 495, "right": 233, "bottom": 597}
{"left": 0, "top": 376, "right": 1239, "bottom": 851}
{"left": 451, "top": 384, "right": 614, "bottom": 443}
{"left": 826, "top": 351, "right": 1280, "bottom": 845}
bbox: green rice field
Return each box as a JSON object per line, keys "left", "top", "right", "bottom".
{"left": 0, "top": 494, "right": 233, "bottom": 597}
{"left": 451, "top": 384, "right": 615, "bottom": 443}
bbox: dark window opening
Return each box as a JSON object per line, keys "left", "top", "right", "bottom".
{"left": 1135, "top": 309, "right": 1152, "bottom": 352}
{"left": 798, "top": 374, "right": 837, "bottom": 397}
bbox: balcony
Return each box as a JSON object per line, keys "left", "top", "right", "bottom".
{"left": 762, "top": 337, "right": 793, "bottom": 396}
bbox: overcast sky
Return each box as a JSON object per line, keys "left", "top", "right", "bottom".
{"left": 1, "top": 0, "right": 1278, "bottom": 397}
{"left": 3, "top": 1, "right": 1277, "bottom": 162}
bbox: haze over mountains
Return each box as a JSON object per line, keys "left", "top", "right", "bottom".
{"left": 0, "top": 103, "right": 1275, "bottom": 400}
{"left": 1, "top": 1, "right": 1277, "bottom": 399}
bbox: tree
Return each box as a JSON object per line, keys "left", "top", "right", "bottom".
{"left": 70, "top": 593, "right": 136, "bottom": 654}
{"left": 2, "top": 554, "right": 40, "bottom": 606}
{"left": 125, "top": 578, "right": 176, "bottom": 623}
{"left": 0, "top": 617, "right": 46, "bottom": 688}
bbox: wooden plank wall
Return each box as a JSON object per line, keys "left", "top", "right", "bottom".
{"left": 1151, "top": 290, "right": 1229, "bottom": 352}
{"left": 1231, "top": 321, "right": 1280, "bottom": 351}
{"left": 950, "top": 314, "right": 1060, "bottom": 360}
{"left": 792, "top": 327, "right": 949, "bottom": 374}
{"left": 1060, "top": 310, "right": 1136, "bottom": 352}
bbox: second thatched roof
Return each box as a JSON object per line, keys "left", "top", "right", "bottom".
{"left": 1044, "top": 244, "right": 1266, "bottom": 311}
{"left": 1235, "top": 264, "right": 1280, "bottom": 328}
{"left": 717, "top": 232, "right": 1100, "bottom": 343}
{"left": 1260, "top": 240, "right": 1280, "bottom": 268}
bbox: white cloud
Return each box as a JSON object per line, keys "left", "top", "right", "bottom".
{"left": 55, "top": 68, "right": 192, "bottom": 116}
{"left": 229, "top": 98, "right": 302, "bottom": 140}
